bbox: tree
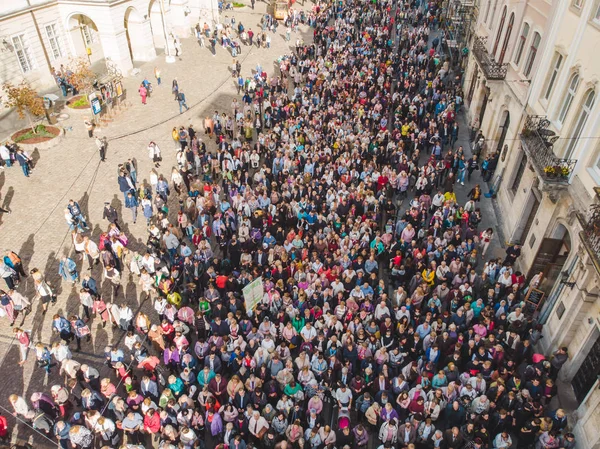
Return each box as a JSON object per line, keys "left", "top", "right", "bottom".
{"left": 66, "top": 57, "right": 96, "bottom": 96}
{"left": 2, "top": 81, "right": 45, "bottom": 133}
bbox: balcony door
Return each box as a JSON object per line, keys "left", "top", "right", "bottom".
{"left": 527, "top": 224, "right": 571, "bottom": 290}
{"left": 479, "top": 88, "right": 490, "bottom": 127}
{"left": 572, "top": 331, "right": 600, "bottom": 403}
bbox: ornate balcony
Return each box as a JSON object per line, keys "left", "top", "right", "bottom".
{"left": 520, "top": 115, "right": 578, "bottom": 202}
{"left": 578, "top": 204, "right": 600, "bottom": 276}
{"left": 472, "top": 36, "right": 507, "bottom": 80}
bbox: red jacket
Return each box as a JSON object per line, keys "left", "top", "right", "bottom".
{"left": 144, "top": 413, "right": 160, "bottom": 434}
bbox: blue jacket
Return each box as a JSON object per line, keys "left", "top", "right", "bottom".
{"left": 53, "top": 317, "right": 71, "bottom": 333}
{"left": 125, "top": 194, "right": 138, "bottom": 208}
{"left": 118, "top": 175, "right": 134, "bottom": 193}
{"left": 82, "top": 277, "right": 97, "bottom": 295}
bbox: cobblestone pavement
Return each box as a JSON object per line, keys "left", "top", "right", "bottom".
{"left": 0, "top": 2, "right": 504, "bottom": 445}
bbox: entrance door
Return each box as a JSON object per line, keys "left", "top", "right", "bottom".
{"left": 497, "top": 113, "right": 510, "bottom": 154}
{"left": 572, "top": 333, "right": 600, "bottom": 402}
{"left": 478, "top": 88, "right": 489, "bottom": 127}
{"left": 467, "top": 67, "right": 478, "bottom": 103}
{"left": 527, "top": 238, "right": 565, "bottom": 280}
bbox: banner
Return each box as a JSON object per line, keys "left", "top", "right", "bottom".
{"left": 243, "top": 277, "right": 263, "bottom": 314}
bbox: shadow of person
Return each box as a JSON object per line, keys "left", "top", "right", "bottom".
{"left": 112, "top": 193, "right": 124, "bottom": 225}
{"left": 31, "top": 148, "right": 41, "bottom": 168}
{"left": 78, "top": 191, "right": 90, "bottom": 224}
{"left": 2, "top": 186, "right": 14, "bottom": 211}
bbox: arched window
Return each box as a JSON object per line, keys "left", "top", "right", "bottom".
{"left": 564, "top": 90, "right": 596, "bottom": 159}
{"left": 493, "top": 7, "right": 507, "bottom": 56}
{"left": 558, "top": 74, "right": 580, "bottom": 124}
{"left": 498, "top": 13, "right": 515, "bottom": 64}
{"left": 524, "top": 32, "right": 541, "bottom": 77}
{"left": 513, "top": 23, "right": 529, "bottom": 66}
{"left": 484, "top": 0, "right": 493, "bottom": 23}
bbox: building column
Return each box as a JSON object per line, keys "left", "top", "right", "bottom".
{"left": 127, "top": 18, "right": 157, "bottom": 61}
{"left": 169, "top": 0, "right": 192, "bottom": 38}
{"left": 99, "top": 29, "right": 133, "bottom": 74}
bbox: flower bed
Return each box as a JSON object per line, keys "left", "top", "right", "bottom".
{"left": 66, "top": 95, "right": 89, "bottom": 110}
{"left": 11, "top": 125, "right": 61, "bottom": 144}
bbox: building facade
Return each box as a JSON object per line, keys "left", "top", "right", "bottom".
{"left": 465, "top": 0, "right": 600, "bottom": 446}
{"left": 0, "top": 0, "right": 219, "bottom": 92}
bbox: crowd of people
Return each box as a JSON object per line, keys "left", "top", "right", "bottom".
{"left": 1, "top": 0, "right": 577, "bottom": 449}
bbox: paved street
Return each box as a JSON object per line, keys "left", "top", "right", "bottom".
{"left": 0, "top": 2, "right": 505, "bottom": 445}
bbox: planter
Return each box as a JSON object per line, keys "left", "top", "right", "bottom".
{"left": 66, "top": 95, "right": 90, "bottom": 110}
{"left": 65, "top": 95, "right": 91, "bottom": 115}
{"left": 11, "top": 125, "right": 63, "bottom": 150}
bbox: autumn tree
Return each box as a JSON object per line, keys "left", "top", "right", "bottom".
{"left": 2, "top": 81, "right": 45, "bottom": 133}
{"left": 66, "top": 57, "right": 96, "bottom": 96}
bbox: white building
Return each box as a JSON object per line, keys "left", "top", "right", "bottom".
{"left": 0, "top": 0, "right": 219, "bottom": 91}
{"left": 465, "top": 0, "right": 600, "bottom": 446}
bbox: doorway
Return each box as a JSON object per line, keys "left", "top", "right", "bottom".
{"left": 528, "top": 224, "right": 571, "bottom": 290}
{"left": 478, "top": 87, "right": 490, "bottom": 127}
{"left": 496, "top": 112, "right": 510, "bottom": 154}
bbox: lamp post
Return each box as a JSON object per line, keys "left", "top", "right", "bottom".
{"left": 160, "top": 0, "right": 175, "bottom": 63}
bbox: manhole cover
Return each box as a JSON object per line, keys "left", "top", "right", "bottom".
{"left": 56, "top": 113, "right": 70, "bottom": 121}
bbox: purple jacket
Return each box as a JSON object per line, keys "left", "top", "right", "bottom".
{"left": 207, "top": 411, "right": 223, "bottom": 436}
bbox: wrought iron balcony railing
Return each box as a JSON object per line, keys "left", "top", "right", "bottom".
{"left": 579, "top": 205, "right": 600, "bottom": 275}
{"left": 520, "top": 115, "right": 577, "bottom": 185}
{"left": 472, "top": 36, "right": 508, "bottom": 80}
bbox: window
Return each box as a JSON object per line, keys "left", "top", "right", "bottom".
{"left": 513, "top": 23, "right": 530, "bottom": 66}
{"left": 524, "top": 32, "right": 541, "bottom": 77}
{"left": 81, "top": 24, "right": 96, "bottom": 46}
{"left": 564, "top": 90, "right": 596, "bottom": 159}
{"left": 490, "top": 0, "right": 499, "bottom": 27}
{"left": 558, "top": 74, "right": 580, "bottom": 124}
{"left": 493, "top": 6, "right": 507, "bottom": 56}
{"left": 11, "top": 34, "right": 34, "bottom": 73}
{"left": 572, "top": 0, "right": 584, "bottom": 8}
{"left": 572, "top": 333, "right": 600, "bottom": 403}
{"left": 45, "top": 23, "right": 64, "bottom": 60}
{"left": 544, "top": 53, "right": 563, "bottom": 101}
{"left": 511, "top": 152, "right": 527, "bottom": 194}
{"left": 556, "top": 301, "right": 565, "bottom": 320}
{"left": 594, "top": 4, "right": 600, "bottom": 23}
{"left": 498, "top": 13, "right": 514, "bottom": 64}
{"left": 484, "top": 0, "right": 493, "bottom": 23}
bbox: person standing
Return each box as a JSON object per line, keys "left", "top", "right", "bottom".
{"left": 95, "top": 136, "right": 107, "bottom": 162}
{"left": 14, "top": 327, "right": 30, "bottom": 366}
{"left": 467, "top": 155, "right": 479, "bottom": 182}
{"left": 138, "top": 83, "right": 147, "bottom": 105}
{"left": 0, "top": 291, "right": 16, "bottom": 326}
{"left": 102, "top": 202, "right": 119, "bottom": 229}
{"left": 4, "top": 250, "right": 26, "bottom": 278}
{"left": 0, "top": 143, "right": 11, "bottom": 168}
{"left": 550, "top": 347, "right": 568, "bottom": 379}
{"left": 0, "top": 262, "right": 17, "bottom": 290}
{"left": 178, "top": 91, "right": 190, "bottom": 114}
{"left": 154, "top": 67, "right": 161, "bottom": 85}
{"left": 172, "top": 79, "right": 179, "bottom": 100}
{"left": 32, "top": 268, "right": 55, "bottom": 314}
{"left": 125, "top": 191, "right": 139, "bottom": 224}
{"left": 83, "top": 118, "right": 94, "bottom": 138}
{"left": 148, "top": 141, "right": 161, "bottom": 168}
{"left": 15, "top": 150, "right": 32, "bottom": 177}
{"left": 58, "top": 256, "right": 78, "bottom": 284}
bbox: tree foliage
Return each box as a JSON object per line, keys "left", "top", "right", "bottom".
{"left": 66, "top": 57, "right": 96, "bottom": 94}
{"left": 2, "top": 81, "right": 45, "bottom": 132}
